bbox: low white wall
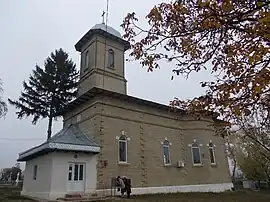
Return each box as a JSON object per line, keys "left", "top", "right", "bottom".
{"left": 131, "top": 182, "right": 234, "bottom": 195}
{"left": 21, "top": 191, "right": 51, "bottom": 200}
{"left": 95, "top": 182, "right": 234, "bottom": 197}
{"left": 21, "top": 154, "right": 53, "bottom": 200}
{"left": 21, "top": 151, "right": 98, "bottom": 201}
{"left": 49, "top": 152, "right": 97, "bottom": 200}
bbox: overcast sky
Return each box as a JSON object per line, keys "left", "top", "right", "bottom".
{"left": 0, "top": 0, "right": 213, "bottom": 169}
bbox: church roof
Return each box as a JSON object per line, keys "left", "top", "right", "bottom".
{"left": 17, "top": 124, "right": 100, "bottom": 161}
{"left": 59, "top": 87, "right": 220, "bottom": 121}
{"left": 48, "top": 124, "right": 99, "bottom": 147}
{"left": 75, "top": 23, "right": 130, "bottom": 52}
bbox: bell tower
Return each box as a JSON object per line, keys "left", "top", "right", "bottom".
{"left": 75, "top": 23, "right": 130, "bottom": 97}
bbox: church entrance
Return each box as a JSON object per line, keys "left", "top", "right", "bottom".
{"left": 67, "top": 163, "right": 85, "bottom": 193}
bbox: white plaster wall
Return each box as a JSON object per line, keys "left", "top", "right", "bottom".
{"left": 50, "top": 152, "right": 98, "bottom": 200}
{"left": 130, "top": 183, "right": 234, "bottom": 195}
{"left": 96, "top": 183, "right": 234, "bottom": 197}
{"left": 21, "top": 154, "right": 53, "bottom": 200}
{"left": 227, "top": 157, "right": 243, "bottom": 178}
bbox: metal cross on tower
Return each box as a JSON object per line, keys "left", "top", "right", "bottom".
{"left": 101, "top": 11, "right": 105, "bottom": 24}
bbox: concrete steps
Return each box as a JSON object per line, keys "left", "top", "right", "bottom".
{"left": 57, "top": 193, "right": 117, "bottom": 202}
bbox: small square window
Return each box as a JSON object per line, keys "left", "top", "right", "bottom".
{"left": 33, "top": 165, "right": 38, "bottom": 180}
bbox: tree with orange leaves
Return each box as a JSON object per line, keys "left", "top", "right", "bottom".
{"left": 121, "top": 0, "right": 270, "bottom": 124}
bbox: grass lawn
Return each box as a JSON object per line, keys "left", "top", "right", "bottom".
{"left": 106, "top": 190, "right": 270, "bottom": 202}
{"left": 0, "top": 185, "right": 34, "bottom": 201}
{"left": 0, "top": 186, "right": 270, "bottom": 202}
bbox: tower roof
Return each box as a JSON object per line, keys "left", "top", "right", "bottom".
{"left": 91, "top": 23, "right": 122, "bottom": 38}
{"left": 75, "top": 23, "right": 130, "bottom": 52}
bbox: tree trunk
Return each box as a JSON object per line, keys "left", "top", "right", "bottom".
{"left": 47, "top": 103, "right": 54, "bottom": 140}
{"left": 47, "top": 116, "right": 53, "bottom": 140}
{"left": 232, "top": 160, "right": 237, "bottom": 183}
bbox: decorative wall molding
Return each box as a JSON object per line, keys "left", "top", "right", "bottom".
{"left": 49, "top": 143, "right": 100, "bottom": 153}
{"left": 188, "top": 140, "right": 203, "bottom": 147}
{"left": 66, "top": 110, "right": 215, "bottom": 132}
{"left": 160, "top": 139, "right": 172, "bottom": 146}
{"left": 116, "top": 130, "right": 131, "bottom": 141}
{"left": 160, "top": 137, "right": 172, "bottom": 146}
{"left": 64, "top": 100, "right": 214, "bottom": 132}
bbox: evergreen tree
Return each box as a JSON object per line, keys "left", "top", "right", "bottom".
{"left": 0, "top": 79, "right": 7, "bottom": 118}
{"left": 8, "top": 49, "right": 79, "bottom": 140}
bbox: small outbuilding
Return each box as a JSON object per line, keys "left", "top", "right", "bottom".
{"left": 18, "top": 124, "right": 100, "bottom": 200}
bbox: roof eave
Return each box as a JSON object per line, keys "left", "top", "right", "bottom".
{"left": 60, "top": 88, "right": 222, "bottom": 122}
{"left": 17, "top": 148, "right": 52, "bottom": 162}
{"left": 75, "top": 29, "right": 130, "bottom": 52}
{"left": 17, "top": 142, "right": 100, "bottom": 162}
{"left": 60, "top": 87, "right": 186, "bottom": 116}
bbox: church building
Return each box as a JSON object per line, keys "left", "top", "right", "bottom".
{"left": 17, "top": 22, "right": 233, "bottom": 201}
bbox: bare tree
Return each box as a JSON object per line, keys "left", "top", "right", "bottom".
{"left": 235, "top": 101, "right": 270, "bottom": 156}
{"left": 0, "top": 79, "right": 7, "bottom": 118}
{"left": 225, "top": 133, "right": 239, "bottom": 183}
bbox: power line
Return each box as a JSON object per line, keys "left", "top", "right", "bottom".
{"left": 0, "top": 129, "right": 96, "bottom": 141}
{"left": 0, "top": 138, "right": 44, "bottom": 141}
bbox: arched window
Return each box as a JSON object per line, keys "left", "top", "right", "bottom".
{"left": 208, "top": 142, "right": 216, "bottom": 165}
{"left": 191, "top": 142, "right": 201, "bottom": 165}
{"left": 85, "top": 50, "right": 89, "bottom": 69}
{"left": 108, "top": 49, "right": 114, "bottom": 68}
{"left": 118, "top": 135, "right": 127, "bottom": 163}
{"left": 163, "top": 140, "right": 171, "bottom": 165}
